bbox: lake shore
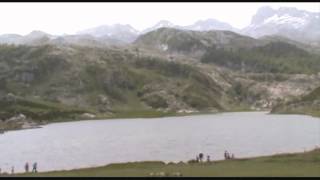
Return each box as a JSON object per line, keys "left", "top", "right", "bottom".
{"left": 5, "top": 108, "right": 319, "bottom": 134}
{"left": 0, "top": 108, "right": 262, "bottom": 133}
{"left": 271, "top": 111, "right": 320, "bottom": 119}
{"left": 1, "top": 111, "right": 319, "bottom": 176}
{"left": 12, "top": 148, "right": 320, "bottom": 177}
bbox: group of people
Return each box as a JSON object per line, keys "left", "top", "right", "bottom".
{"left": 224, "top": 150, "right": 235, "bottom": 160}
{"left": 0, "top": 162, "right": 38, "bottom": 175}
{"left": 24, "top": 162, "right": 38, "bottom": 173}
{"left": 195, "top": 150, "right": 236, "bottom": 163}
{"left": 195, "top": 153, "right": 212, "bottom": 163}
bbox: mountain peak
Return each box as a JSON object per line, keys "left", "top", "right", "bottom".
{"left": 190, "top": 18, "right": 234, "bottom": 31}
{"left": 141, "top": 20, "right": 177, "bottom": 34}
{"left": 278, "top": 6, "right": 299, "bottom": 13}
{"left": 26, "top": 30, "right": 50, "bottom": 37}
{"left": 251, "top": 6, "right": 276, "bottom": 25}
{"left": 76, "top": 23, "right": 139, "bottom": 43}
{"left": 243, "top": 6, "right": 320, "bottom": 43}
{"left": 156, "top": 20, "right": 175, "bottom": 26}
{"left": 153, "top": 20, "right": 176, "bottom": 29}
{"left": 251, "top": 6, "right": 315, "bottom": 26}
{"left": 193, "top": 18, "right": 219, "bottom": 25}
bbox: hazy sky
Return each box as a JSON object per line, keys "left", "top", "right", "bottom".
{"left": 0, "top": 3, "right": 319, "bottom": 35}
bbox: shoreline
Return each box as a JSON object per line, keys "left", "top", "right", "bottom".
{"left": 1, "top": 109, "right": 262, "bottom": 133}
{"left": 12, "top": 147, "right": 320, "bottom": 176}
{"left": 3, "top": 110, "right": 319, "bottom": 134}
{"left": 8, "top": 145, "right": 320, "bottom": 174}
{"left": 1, "top": 111, "right": 318, "bottom": 176}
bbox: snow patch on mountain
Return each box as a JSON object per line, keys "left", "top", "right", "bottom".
{"left": 160, "top": 44, "right": 168, "bottom": 51}
{"left": 263, "top": 14, "right": 307, "bottom": 28}
{"left": 242, "top": 6, "right": 320, "bottom": 43}
{"left": 142, "top": 20, "right": 178, "bottom": 34}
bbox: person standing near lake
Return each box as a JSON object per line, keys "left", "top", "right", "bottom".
{"left": 224, "top": 151, "right": 230, "bottom": 160}
{"left": 199, "top": 153, "right": 204, "bottom": 162}
{"left": 11, "top": 166, "right": 14, "bottom": 174}
{"left": 24, "top": 162, "right": 29, "bottom": 173}
{"left": 207, "top": 155, "right": 210, "bottom": 163}
{"left": 32, "top": 162, "right": 37, "bottom": 173}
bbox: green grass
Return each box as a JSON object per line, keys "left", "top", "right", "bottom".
{"left": 0, "top": 97, "right": 94, "bottom": 123}
{"left": 13, "top": 149, "right": 320, "bottom": 177}
{"left": 110, "top": 109, "right": 176, "bottom": 119}
{"left": 272, "top": 110, "right": 320, "bottom": 119}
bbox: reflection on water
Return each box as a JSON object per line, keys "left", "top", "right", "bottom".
{"left": 0, "top": 111, "right": 319, "bottom": 173}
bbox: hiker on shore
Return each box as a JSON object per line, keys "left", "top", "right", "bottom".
{"left": 224, "top": 151, "right": 230, "bottom": 160}
{"left": 32, "top": 162, "right": 37, "bottom": 173}
{"left": 207, "top": 155, "right": 211, "bottom": 162}
{"left": 196, "top": 155, "right": 199, "bottom": 162}
{"left": 11, "top": 166, "right": 14, "bottom": 174}
{"left": 25, "top": 162, "right": 29, "bottom": 173}
{"left": 199, "top": 153, "right": 204, "bottom": 162}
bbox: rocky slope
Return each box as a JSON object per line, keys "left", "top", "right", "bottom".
{"left": 135, "top": 28, "right": 320, "bottom": 74}
{"left": 0, "top": 43, "right": 245, "bottom": 129}
{"left": 271, "top": 86, "right": 320, "bottom": 117}
{"left": 1, "top": 26, "right": 320, "bottom": 130}
{"left": 134, "top": 27, "right": 260, "bottom": 58}
{"left": 134, "top": 27, "right": 320, "bottom": 110}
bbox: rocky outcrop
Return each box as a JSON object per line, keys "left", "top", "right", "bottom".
{"left": 0, "top": 113, "right": 40, "bottom": 131}
{"left": 80, "top": 113, "right": 96, "bottom": 119}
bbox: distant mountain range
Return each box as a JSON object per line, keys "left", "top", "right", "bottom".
{"left": 76, "top": 18, "right": 238, "bottom": 43}
{"left": 77, "top": 24, "right": 139, "bottom": 43}
{"left": 140, "top": 19, "right": 237, "bottom": 34}
{"left": 0, "top": 6, "right": 318, "bottom": 45}
{"left": 0, "top": 31, "right": 53, "bottom": 45}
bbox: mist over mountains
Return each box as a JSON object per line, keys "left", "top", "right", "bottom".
{"left": 0, "top": 6, "right": 318, "bottom": 45}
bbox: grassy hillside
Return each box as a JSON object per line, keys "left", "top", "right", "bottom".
{"left": 259, "top": 35, "right": 320, "bottom": 55}
{"left": 135, "top": 28, "right": 320, "bottom": 74}
{"left": 201, "top": 41, "right": 320, "bottom": 74}
{"left": 134, "top": 28, "right": 260, "bottom": 56}
{"left": 1, "top": 29, "right": 319, "bottom": 125}
{"left": 0, "top": 44, "right": 240, "bottom": 125}
{"left": 0, "top": 96, "right": 92, "bottom": 122}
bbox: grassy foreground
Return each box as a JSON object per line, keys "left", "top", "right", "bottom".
{"left": 15, "top": 149, "right": 320, "bottom": 177}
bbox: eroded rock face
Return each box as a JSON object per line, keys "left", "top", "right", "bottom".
{"left": 80, "top": 113, "right": 96, "bottom": 119}
{"left": 98, "top": 94, "right": 111, "bottom": 106}
{"left": 231, "top": 73, "right": 320, "bottom": 110}
{"left": 0, "top": 113, "right": 28, "bottom": 130}
{"left": 4, "top": 93, "right": 16, "bottom": 102}
{"left": 7, "top": 113, "right": 26, "bottom": 122}
{"left": 140, "top": 83, "right": 193, "bottom": 112}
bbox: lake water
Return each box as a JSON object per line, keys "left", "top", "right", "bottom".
{"left": 0, "top": 111, "right": 319, "bottom": 173}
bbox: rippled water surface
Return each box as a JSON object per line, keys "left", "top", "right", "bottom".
{"left": 0, "top": 111, "right": 319, "bottom": 173}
